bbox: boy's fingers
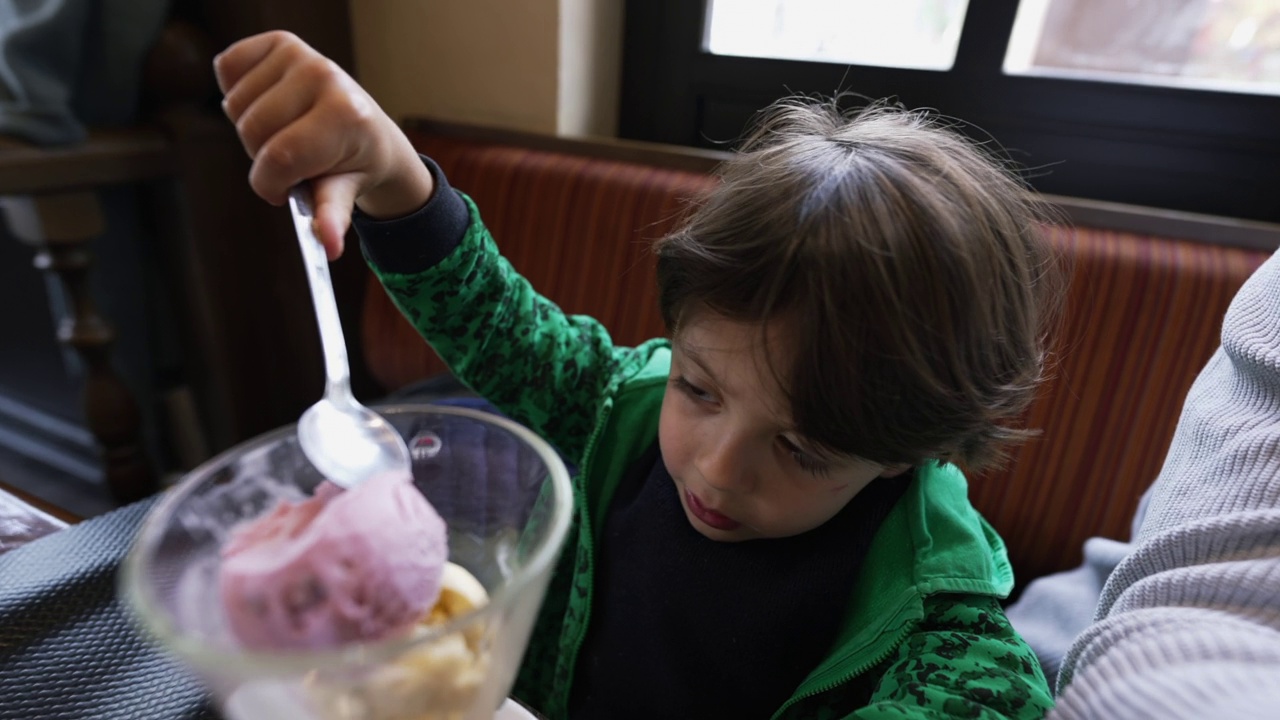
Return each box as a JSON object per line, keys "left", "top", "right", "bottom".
{"left": 221, "top": 50, "right": 291, "bottom": 126}
{"left": 233, "top": 72, "right": 318, "bottom": 159}
{"left": 313, "top": 174, "right": 362, "bottom": 260}
{"left": 247, "top": 106, "right": 342, "bottom": 206}
{"left": 214, "top": 31, "right": 297, "bottom": 96}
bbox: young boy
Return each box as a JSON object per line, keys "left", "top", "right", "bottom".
{"left": 215, "top": 31, "right": 1061, "bottom": 719}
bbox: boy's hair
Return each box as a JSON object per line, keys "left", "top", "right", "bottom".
{"left": 655, "top": 97, "right": 1065, "bottom": 473}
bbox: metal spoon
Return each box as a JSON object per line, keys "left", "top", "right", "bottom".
{"left": 288, "top": 185, "right": 411, "bottom": 489}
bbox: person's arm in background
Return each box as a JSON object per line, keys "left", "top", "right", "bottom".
{"left": 1049, "top": 249, "right": 1280, "bottom": 719}
{"left": 1004, "top": 499, "right": 1146, "bottom": 681}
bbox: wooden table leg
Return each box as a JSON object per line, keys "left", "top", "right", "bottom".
{"left": 1, "top": 192, "right": 156, "bottom": 503}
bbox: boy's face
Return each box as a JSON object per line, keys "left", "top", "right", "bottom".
{"left": 658, "top": 310, "right": 906, "bottom": 542}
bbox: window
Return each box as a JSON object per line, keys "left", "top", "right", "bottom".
{"left": 620, "top": 0, "right": 1280, "bottom": 223}
{"left": 1006, "top": 0, "right": 1280, "bottom": 95}
{"left": 706, "top": 0, "right": 970, "bottom": 71}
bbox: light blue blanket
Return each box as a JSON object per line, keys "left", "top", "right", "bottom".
{"left": 0, "top": 0, "right": 167, "bottom": 145}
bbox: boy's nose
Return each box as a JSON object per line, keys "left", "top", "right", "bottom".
{"left": 696, "top": 438, "right": 754, "bottom": 493}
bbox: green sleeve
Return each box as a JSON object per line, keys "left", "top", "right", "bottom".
{"left": 371, "top": 193, "right": 653, "bottom": 465}
{"left": 849, "top": 594, "right": 1053, "bottom": 719}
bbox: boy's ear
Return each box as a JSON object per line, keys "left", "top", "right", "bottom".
{"left": 879, "top": 464, "right": 912, "bottom": 479}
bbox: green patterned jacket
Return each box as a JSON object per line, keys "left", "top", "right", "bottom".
{"left": 369, "top": 193, "right": 1053, "bottom": 720}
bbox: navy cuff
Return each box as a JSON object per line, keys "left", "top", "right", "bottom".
{"left": 354, "top": 155, "right": 471, "bottom": 275}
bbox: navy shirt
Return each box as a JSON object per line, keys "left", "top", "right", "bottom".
{"left": 569, "top": 443, "right": 910, "bottom": 719}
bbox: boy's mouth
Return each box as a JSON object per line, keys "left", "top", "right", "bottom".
{"left": 684, "top": 490, "right": 741, "bottom": 531}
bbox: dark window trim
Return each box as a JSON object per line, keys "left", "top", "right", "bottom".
{"left": 401, "top": 116, "right": 1280, "bottom": 250}
{"left": 620, "top": 0, "right": 1280, "bottom": 223}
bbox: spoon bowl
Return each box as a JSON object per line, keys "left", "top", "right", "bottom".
{"left": 288, "top": 185, "right": 411, "bottom": 488}
{"left": 296, "top": 394, "right": 411, "bottom": 488}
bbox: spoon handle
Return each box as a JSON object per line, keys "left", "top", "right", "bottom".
{"left": 288, "top": 185, "right": 353, "bottom": 405}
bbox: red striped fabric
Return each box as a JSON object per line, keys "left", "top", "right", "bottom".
{"left": 363, "top": 131, "right": 1270, "bottom": 584}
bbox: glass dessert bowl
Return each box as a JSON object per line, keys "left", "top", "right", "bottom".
{"left": 120, "top": 404, "right": 573, "bottom": 720}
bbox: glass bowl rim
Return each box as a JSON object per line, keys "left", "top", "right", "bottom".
{"left": 118, "top": 402, "right": 575, "bottom": 675}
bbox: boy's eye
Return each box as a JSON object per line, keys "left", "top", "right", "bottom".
{"left": 672, "top": 376, "right": 714, "bottom": 402}
{"left": 778, "top": 436, "right": 831, "bottom": 477}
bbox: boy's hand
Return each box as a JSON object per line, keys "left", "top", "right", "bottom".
{"left": 214, "top": 31, "right": 435, "bottom": 259}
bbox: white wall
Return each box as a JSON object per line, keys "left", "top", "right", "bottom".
{"left": 558, "top": 0, "right": 623, "bottom": 136}
{"left": 349, "top": 0, "right": 623, "bottom": 136}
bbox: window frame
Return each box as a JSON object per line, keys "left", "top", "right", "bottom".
{"left": 619, "top": 0, "right": 1280, "bottom": 223}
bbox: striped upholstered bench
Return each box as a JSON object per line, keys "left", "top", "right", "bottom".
{"left": 360, "top": 119, "right": 1273, "bottom": 587}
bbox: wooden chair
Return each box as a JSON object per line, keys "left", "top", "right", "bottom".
{"left": 0, "top": 132, "right": 171, "bottom": 503}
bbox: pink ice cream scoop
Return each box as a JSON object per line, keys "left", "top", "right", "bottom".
{"left": 218, "top": 472, "right": 448, "bottom": 651}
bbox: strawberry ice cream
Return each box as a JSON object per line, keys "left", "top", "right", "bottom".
{"left": 218, "top": 472, "right": 448, "bottom": 651}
